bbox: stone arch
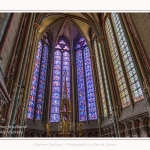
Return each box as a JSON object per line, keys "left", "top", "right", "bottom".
{"left": 82, "top": 131, "right": 87, "bottom": 137}
{"left": 55, "top": 132, "right": 59, "bottom": 137}
{"left": 105, "top": 129, "right": 108, "bottom": 137}
{"left": 94, "top": 131, "right": 99, "bottom": 137}
{"left": 143, "top": 116, "right": 149, "bottom": 126}
{"left": 0, "top": 102, "right": 7, "bottom": 121}
{"left": 88, "top": 131, "right": 93, "bottom": 137}
{"left": 134, "top": 119, "right": 140, "bottom": 129}
{"left": 127, "top": 121, "right": 132, "bottom": 130}
{"left": 41, "top": 132, "right": 46, "bottom": 137}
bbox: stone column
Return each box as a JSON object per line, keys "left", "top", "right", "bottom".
{"left": 132, "top": 128, "right": 140, "bottom": 137}
{"left": 68, "top": 18, "right": 76, "bottom": 136}
{"left": 98, "top": 36, "right": 120, "bottom": 137}
{"left": 5, "top": 14, "right": 26, "bottom": 86}
{"left": 141, "top": 126, "right": 149, "bottom": 137}
{"left": 19, "top": 22, "right": 40, "bottom": 137}
{"left": 71, "top": 61, "right": 76, "bottom": 136}
{"left": 23, "top": 23, "right": 41, "bottom": 126}
{"left": 90, "top": 47, "right": 101, "bottom": 125}
{"left": 126, "top": 130, "right": 132, "bottom": 137}
{"left": 2, "top": 14, "right": 34, "bottom": 137}
{"left": 92, "top": 40, "right": 103, "bottom": 124}
{"left": 47, "top": 59, "right": 53, "bottom": 123}
{"left": 9, "top": 13, "right": 36, "bottom": 135}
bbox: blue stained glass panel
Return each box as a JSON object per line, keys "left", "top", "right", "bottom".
{"left": 79, "top": 37, "right": 85, "bottom": 42}
{"left": 76, "top": 50, "right": 87, "bottom": 121}
{"left": 55, "top": 44, "right": 61, "bottom": 49}
{"left": 63, "top": 45, "right": 69, "bottom": 50}
{"left": 62, "top": 51, "right": 70, "bottom": 99}
{"left": 35, "top": 44, "right": 49, "bottom": 120}
{"left": 59, "top": 40, "right": 66, "bottom": 45}
{"left": 50, "top": 50, "right": 62, "bottom": 122}
{"left": 27, "top": 40, "right": 42, "bottom": 119}
{"left": 51, "top": 114, "right": 60, "bottom": 122}
{"left": 77, "top": 39, "right": 97, "bottom": 121}
{"left": 50, "top": 38, "right": 70, "bottom": 122}
{"left": 75, "top": 37, "right": 97, "bottom": 121}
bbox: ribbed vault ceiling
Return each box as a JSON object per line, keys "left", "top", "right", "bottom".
{"left": 36, "top": 13, "right": 102, "bottom": 47}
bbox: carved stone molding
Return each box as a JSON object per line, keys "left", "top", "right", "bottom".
{"left": 97, "top": 36, "right": 105, "bottom": 42}
{"left": 90, "top": 55, "right": 94, "bottom": 59}
{"left": 34, "top": 23, "right": 40, "bottom": 31}
{"left": 0, "top": 94, "right": 6, "bottom": 123}
{"left": 132, "top": 128, "right": 140, "bottom": 137}
{"left": 125, "top": 130, "right": 132, "bottom": 137}
{"left": 25, "top": 129, "right": 45, "bottom": 137}
{"left": 140, "top": 126, "right": 149, "bottom": 137}
{"left": 111, "top": 132, "right": 116, "bottom": 137}
{"left": 143, "top": 80, "right": 150, "bottom": 99}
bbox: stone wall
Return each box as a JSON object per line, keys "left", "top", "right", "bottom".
{"left": 1, "top": 13, "right": 22, "bottom": 76}
{"left": 130, "top": 13, "right": 150, "bottom": 61}
{"left": 0, "top": 13, "right": 10, "bottom": 42}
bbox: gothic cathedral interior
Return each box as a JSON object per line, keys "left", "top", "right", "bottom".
{"left": 0, "top": 13, "right": 150, "bottom": 137}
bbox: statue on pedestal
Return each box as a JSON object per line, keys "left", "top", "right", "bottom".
{"left": 77, "top": 123, "right": 82, "bottom": 137}
{"left": 46, "top": 122, "right": 51, "bottom": 137}
{"left": 58, "top": 70, "right": 72, "bottom": 137}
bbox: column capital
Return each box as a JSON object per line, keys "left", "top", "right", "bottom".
{"left": 34, "top": 23, "right": 40, "bottom": 30}
{"left": 97, "top": 36, "right": 105, "bottom": 42}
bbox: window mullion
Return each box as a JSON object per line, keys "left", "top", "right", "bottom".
{"left": 46, "top": 44, "right": 53, "bottom": 123}
{"left": 82, "top": 48, "right": 89, "bottom": 122}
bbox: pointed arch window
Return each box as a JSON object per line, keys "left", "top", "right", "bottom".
{"left": 50, "top": 38, "right": 70, "bottom": 122}
{"left": 75, "top": 37, "right": 97, "bottom": 121}
{"left": 94, "top": 40, "right": 112, "bottom": 117}
{"left": 105, "top": 17, "right": 131, "bottom": 107}
{"left": 105, "top": 13, "right": 144, "bottom": 108}
{"left": 27, "top": 38, "right": 49, "bottom": 120}
{"left": 111, "top": 13, "right": 144, "bottom": 102}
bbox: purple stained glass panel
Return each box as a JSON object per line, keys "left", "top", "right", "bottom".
{"left": 76, "top": 50, "right": 87, "bottom": 121}
{"left": 62, "top": 51, "right": 70, "bottom": 99}
{"left": 27, "top": 40, "right": 42, "bottom": 119}
{"left": 50, "top": 39, "right": 70, "bottom": 122}
{"left": 50, "top": 50, "right": 62, "bottom": 122}
{"left": 76, "top": 37, "right": 97, "bottom": 121}
{"left": 35, "top": 44, "right": 49, "bottom": 120}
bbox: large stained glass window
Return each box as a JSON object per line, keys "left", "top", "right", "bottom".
{"left": 27, "top": 38, "right": 49, "bottom": 120}
{"left": 27, "top": 40, "right": 43, "bottom": 119}
{"left": 111, "top": 13, "right": 144, "bottom": 102}
{"left": 76, "top": 37, "right": 97, "bottom": 121}
{"left": 105, "top": 18, "right": 131, "bottom": 107}
{"left": 98, "top": 42, "right": 112, "bottom": 115}
{"left": 50, "top": 38, "right": 70, "bottom": 122}
{"left": 35, "top": 43, "right": 49, "bottom": 120}
{"left": 94, "top": 40, "right": 112, "bottom": 117}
